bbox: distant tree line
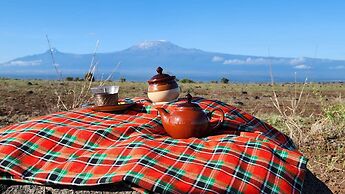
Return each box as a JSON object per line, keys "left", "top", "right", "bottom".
{"left": 65, "top": 72, "right": 95, "bottom": 82}
{"left": 177, "top": 77, "right": 230, "bottom": 84}
{"left": 64, "top": 74, "right": 230, "bottom": 84}
{"left": 64, "top": 73, "right": 129, "bottom": 83}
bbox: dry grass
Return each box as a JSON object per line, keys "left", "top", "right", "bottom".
{"left": 50, "top": 40, "right": 121, "bottom": 111}
{"left": 262, "top": 82, "right": 345, "bottom": 193}
{"left": 0, "top": 80, "right": 344, "bottom": 193}
{"left": 269, "top": 78, "right": 309, "bottom": 147}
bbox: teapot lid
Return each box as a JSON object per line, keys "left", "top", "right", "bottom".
{"left": 148, "top": 67, "right": 176, "bottom": 84}
{"left": 177, "top": 93, "right": 201, "bottom": 108}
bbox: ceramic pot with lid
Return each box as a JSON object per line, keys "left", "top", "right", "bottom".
{"left": 147, "top": 67, "right": 180, "bottom": 104}
{"left": 156, "top": 93, "right": 225, "bottom": 139}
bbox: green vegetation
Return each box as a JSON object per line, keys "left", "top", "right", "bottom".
{"left": 220, "top": 77, "right": 229, "bottom": 84}
{"left": 179, "top": 78, "right": 195, "bottom": 83}
{"left": 74, "top": 77, "right": 84, "bottom": 81}
{"left": 65, "top": 77, "right": 85, "bottom": 81}
{"left": 65, "top": 77, "right": 74, "bottom": 81}
{"left": 325, "top": 103, "right": 345, "bottom": 124}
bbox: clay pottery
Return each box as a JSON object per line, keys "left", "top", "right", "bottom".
{"left": 147, "top": 67, "right": 180, "bottom": 104}
{"left": 156, "top": 94, "right": 225, "bottom": 139}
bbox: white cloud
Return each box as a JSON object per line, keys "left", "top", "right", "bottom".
{"left": 212, "top": 56, "right": 224, "bottom": 62}
{"left": 215, "top": 56, "right": 313, "bottom": 67}
{"left": 290, "top": 57, "right": 306, "bottom": 65}
{"left": 223, "top": 57, "right": 272, "bottom": 65}
{"left": 2, "top": 60, "right": 42, "bottom": 67}
{"left": 294, "top": 64, "right": 311, "bottom": 69}
{"left": 329, "top": 65, "right": 345, "bottom": 70}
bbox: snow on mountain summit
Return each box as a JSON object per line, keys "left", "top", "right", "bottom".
{"left": 136, "top": 40, "right": 170, "bottom": 49}
{"left": 127, "top": 40, "right": 185, "bottom": 51}
{"left": 45, "top": 47, "right": 60, "bottom": 54}
{"left": 124, "top": 40, "right": 204, "bottom": 54}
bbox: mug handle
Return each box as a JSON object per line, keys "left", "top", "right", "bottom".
{"left": 208, "top": 108, "right": 225, "bottom": 130}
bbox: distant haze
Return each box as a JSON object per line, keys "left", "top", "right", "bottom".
{"left": 1, "top": 40, "right": 344, "bottom": 82}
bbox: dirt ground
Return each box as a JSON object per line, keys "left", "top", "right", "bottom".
{"left": 0, "top": 79, "right": 344, "bottom": 193}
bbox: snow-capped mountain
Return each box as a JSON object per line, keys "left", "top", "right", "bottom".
{"left": 129, "top": 40, "right": 180, "bottom": 50}
{"left": 1, "top": 41, "right": 344, "bottom": 82}
{"left": 123, "top": 40, "right": 204, "bottom": 55}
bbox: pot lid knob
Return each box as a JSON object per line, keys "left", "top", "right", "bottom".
{"left": 148, "top": 66, "right": 176, "bottom": 83}
{"left": 177, "top": 93, "right": 200, "bottom": 108}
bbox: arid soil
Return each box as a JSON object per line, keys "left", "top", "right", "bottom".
{"left": 0, "top": 79, "right": 344, "bottom": 193}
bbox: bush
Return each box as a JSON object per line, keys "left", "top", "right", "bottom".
{"left": 325, "top": 104, "right": 345, "bottom": 124}
{"left": 210, "top": 80, "right": 218, "bottom": 83}
{"left": 220, "top": 77, "right": 229, "bottom": 84}
{"left": 180, "top": 78, "right": 195, "bottom": 83}
{"left": 74, "top": 77, "right": 83, "bottom": 81}
{"left": 65, "top": 77, "right": 74, "bottom": 81}
{"left": 119, "top": 77, "right": 126, "bottom": 82}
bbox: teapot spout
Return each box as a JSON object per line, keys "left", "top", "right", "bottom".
{"left": 156, "top": 108, "right": 170, "bottom": 123}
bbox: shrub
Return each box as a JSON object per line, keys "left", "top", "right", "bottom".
{"left": 325, "top": 104, "right": 345, "bottom": 124}
{"left": 220, "top": 77, "right": 229, "bottom": 84}
{"left": 180, "top": 78, "right": 195, "bottom": 83}
{"left": 119, "top": 77, "right": 126, "bottom": 82}
{"left": 65, "top": 77, "right": 74, "bottom": 81}
{"left": 74, "top": 77, "right": 83, "bottom": 81}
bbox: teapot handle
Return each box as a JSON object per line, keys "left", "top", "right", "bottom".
{"left": 208, "top": 108, "right": 225, "bottom": 130}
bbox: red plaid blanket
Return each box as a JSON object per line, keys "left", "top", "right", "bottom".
{"left": 0, "top": 97, "right": 307, "bottom": 193}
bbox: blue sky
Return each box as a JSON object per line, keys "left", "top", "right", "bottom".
{"left": 1, "top": 0, "right": 345, "bottom": 62}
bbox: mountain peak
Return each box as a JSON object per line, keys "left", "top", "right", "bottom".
{"left": 45, "top": 47, "right": 60, "bottom": 54}
{"left": 127, "top": 40, "right": 183, "bottom": 51}
{"left": 136, "top": 40, "right": 171, "bottom": 49}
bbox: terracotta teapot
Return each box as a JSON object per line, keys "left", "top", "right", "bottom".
{"left": 156, "top": 94, "right": 225, "bottom": 139}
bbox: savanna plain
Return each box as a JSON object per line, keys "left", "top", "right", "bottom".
{"left": 0, "top": 79, "right": 344, "bottom": 193}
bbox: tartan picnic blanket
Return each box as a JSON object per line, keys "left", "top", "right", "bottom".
{"left": 0, "top": 97, "right": 307, "bottom": 193}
